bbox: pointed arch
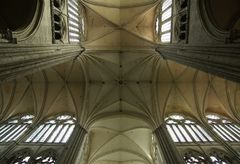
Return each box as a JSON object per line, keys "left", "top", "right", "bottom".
{"left": 165, "top": 113, "right": 214, "bottom": 143}
{"left": 0, "top": 114, "right": 34, "bottom": 143}
{"left": 25, "top": 114, "right": 76, "bottom": 144}
{"left": 206, "top": 113, "right": 240, "bottom": 142}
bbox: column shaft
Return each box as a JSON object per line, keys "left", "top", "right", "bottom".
{"left": 156, "top": 44, "right": 240, "bottom": 82}
{"left": 60, "top": 125, "right": 87, "bottom": 164}
{"left": 154, "top": 125, "right": 184, "bottom": 164}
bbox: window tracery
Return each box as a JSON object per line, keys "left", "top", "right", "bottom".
{"left": 25, "top": 114, "right": 76, "bottom": 144}
{"left": 206, "top": 114, "right": 240, "bottom": 142}
{"left": 68, "top": 0, "right": 82, "bottom": 43}
{"left": 165, "top": 114, "right": 214, "bottom": 143}
{"left": 6, "top": 149, "right": 57, "bottom": 164}
{"left": 51, "top": 0, "right": 66, "bottom": 43}
{"left": 156, "top": 0, "right": 173, "bottom": 43}
{"left": 0, "top": 114, "right": 34, "bottom": 143}
{"left": 209, "top": 150, "right": 232, "bottom": 164}
{"left": 183, "top": 150, "right": 207, "bottom": 164}
{"left": 35, "top": 149, "right": 57, "bottom": 164}
{"left": 7, "top": 149, "right": 32, "bottom": 164}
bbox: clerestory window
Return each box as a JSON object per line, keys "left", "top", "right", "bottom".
{"left": 156, "top": 0, "right": 173, "bottom": 43}
{"left": 206, "top": 114, "right": 240, "bottom": 142}
{"left": 0, "top": 114, "right": 34, "bottom": 143}
{"left": 68, "top": 0, "right": 81, "bottom": 43}
{"left": 25, "top": 114, "right": 76, "bottom": 144}
{"left": 165, "top": 114, "right": 214, "bottom": 143}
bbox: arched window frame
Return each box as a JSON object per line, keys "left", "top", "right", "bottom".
{"left": 165, "top": 114, "right": 214, "bottom": 143}
{"left": 68, "top": 0, "right": 84, "bottom": 43}
{"left": 6, "top": 148, "right": 33, "bottom": 164}
{"left": 206, "top": 113, "right": 240, "bottom": 142}
{"left": 25, "top": 114, "right": 76, "bottom": 144}
{"left": 155, "top": 0, "right": 173, "bottom": 43}
{"left": 34, "top": 149, "right": 58, "bottom": 163}
{"left": 183, "top": 149, "right": 207, "bottom": 164}
{"left": 208, "top": 149, "right": 232, "bottom": 164}
{"left": 0, "top": 114, "right": 34, "bottom": 143}
{"left": 5, "top": 148, "right": 57, "bottom": 164}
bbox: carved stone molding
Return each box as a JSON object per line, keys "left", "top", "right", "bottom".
{"left": 0, "top": 44, "right": 83, "bottom": 81}
{"left": 156, "top": 44, "right": 240, "bottom": 82}
{"left": 197, "top": 0, "right": 230, "bottom": 42}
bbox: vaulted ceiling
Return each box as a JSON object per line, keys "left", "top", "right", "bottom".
{"left": 1, "top": 0, "right": 240, "bottom": 164}
{"left": 81, "top": 0, "right": 158, "bottom": 50}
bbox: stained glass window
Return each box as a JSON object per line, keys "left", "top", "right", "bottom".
{"left": 165, "top": 114, "right": 214, "bottom": 143}
{"left": 206, "top": 114, "right": 240, "bottom": 142}
{"left": 0, "top": 114, "right": 34, "bottom": 143}
{"left": 25, "top": 115, "right": 76, "bottom": 144}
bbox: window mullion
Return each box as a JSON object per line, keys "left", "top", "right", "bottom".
{"left": 52, "top": 124, "right": 64, "bottom": 143}
{"left": 0, "top": 125, "right": 15, "bottom": 139}
{"left": 62, "top": 124, "right": 75, "bottom": 143}
{"left": 32, "top": 124, "right": 50, "bottom": 142}
{"left": 37, "top": 124, "right": 52, "bottom": 142}
{"left": 177, "top": 124, "right": 189, "bottom": 142}
{"left": 170, "top": 124, "right": 181, "bottom": 142}
{"left": 26, "top": 124, "right": 45, "bottom": 142}
{"left": 230, "top": 124, "right": 240, "bottom": 135}
{"left": 224, "top": 125, "right": 240, "bottom": 141}
{"left": 0, "top": 125, "right": 22, "bottom": 142}
{"left": 60, "top": 124, "right": 71, "bottom": 143}
{"left": 218, "top": 124, "right": 237, "bottom": 141}
{"left": 212, "top": 124, "right": 229, "bottom": 141}
{"left": 192, "top": 124, "right": 208, "bottom": 142}
{"left": 196, "top": 125, "right": 213, "bottom": 142}
{"left": 6, "top": 125, "right": 25, "bottom": 142}
{"left": 182, "top": 124, "right": 195, "bottom": 143}
{"left": 187, "top": 124, "right": 201, "bottom": 142}
{"left": 12, "top": 125, "right": 28, "bottom": 141}
{"left": 0, "top": 125, "right": 6, "bottom": 132}
{"left": 44, "top": 124, "right": 59, "bottom": 143}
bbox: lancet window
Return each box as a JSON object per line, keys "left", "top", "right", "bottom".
{"left": 68, "top": 0, "right": 81, "bottom": 42}
{"left": 25, "top": 114, "right": 76, "bottom": 144}
{"left": 0, "top": 114, "right": 34, "bottom": 143}
{"left": 165, "top": 114, "right": 214, "bottom": 143}
{"left": 156, "top": 0, "right": 173, "bottom": 43}
{"left": 206, "top": 114, "right": 240, "bottom": 142}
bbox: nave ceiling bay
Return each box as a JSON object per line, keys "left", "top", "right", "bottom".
{"left": 1, "top": 52, "right": 240, "bottom": 129}
{"left": 81, "top": 0, "right": 158, "bottom": 50}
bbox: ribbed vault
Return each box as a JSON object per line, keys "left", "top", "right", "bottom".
{"left": 87, "top": 116, "right": 153, "bottom": 164}
{"left": 1, "top": 1, "right": 240, "bottom": 163}
{"left": 1, "top": 52, "right": 240, "bottom": 128}
{"left": 82, "top": 0, "right": 158, "bottom": 50}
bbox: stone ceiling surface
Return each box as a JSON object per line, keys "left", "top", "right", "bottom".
{"left": 1, "top": 52, "right": 240, "bottom": 164}
{"left": 82, "top": 0, "right": 157, "bottom": 50}
{"left": 1, "top": 0, "right": 240, "bottom": 163}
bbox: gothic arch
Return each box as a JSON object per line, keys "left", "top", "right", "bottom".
{"left": 34, "top": 148, "right": 58, "bottom": 163}
{"left": 182, "top": 149, "right": 208, "bottom": 164}
{"left": 25, "top": 113, "right": 76, "bottom": 144}
{"left": 165, "top": 113, "right": 214, "bottom": 143}
{"left": 0, "top": 0, "right": 44, "bottom": 41}
{"left": 207, "top": 148, "right": 233, "bottom": 164}
{"left": 197, "top": 0, "right": 240, "bottom": 42}
{"left": 5, "top": 148, "right": 33, "bottom": 164}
